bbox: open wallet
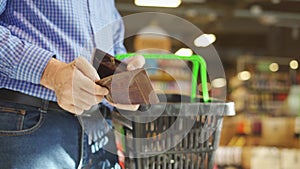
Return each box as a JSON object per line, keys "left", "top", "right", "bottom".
{"left": 92, "top": 48, "right": 159, "bottom": 105}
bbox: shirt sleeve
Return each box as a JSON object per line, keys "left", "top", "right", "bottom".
{"left": 0, "top": 0, "right": 6, "bottom": 14}
{"left": 0, "top": 2, "right": 54, "bottom": 84}
{"left": 112, "top": 6, "right": 127, "bottom": 55}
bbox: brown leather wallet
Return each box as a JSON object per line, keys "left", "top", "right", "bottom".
{"left": 92, "top": 48, "right": 128, "bottom": 78}
{"left": 93, "top": 49, "right": 159, "bottom": 104}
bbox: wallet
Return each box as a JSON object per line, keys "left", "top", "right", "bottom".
{"left": 92, "top": 49, "right": 159, "bottom": 104}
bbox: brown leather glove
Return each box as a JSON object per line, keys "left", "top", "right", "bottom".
{"left": 40, "top": 57, "right": 109, "bottom": 115}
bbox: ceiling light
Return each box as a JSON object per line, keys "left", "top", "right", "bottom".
{"left": 175, "top": 48, "right": 193, "bottom": 56}
{"left": 290, "top": 60, "right": 299, "bottom": 70}
{"left": 135, "top": 0, "right": 182, "bottom": 8}
{"left": 211, "top": 78, "right": 227, "bottom": 88}
{"left": 194, "top": 34, "right": 216, "bottom": 47}
{"left": 250, "top": 5, "right": 263, "bottom": 16}
{"left": 269, "top": 63, "right": 279, "bottom": 72}
{"left": 238, "top": 71, "right": 251, "bottom": 81}
{"left": 271, "top": 0, "right": 280, "bottom": 4}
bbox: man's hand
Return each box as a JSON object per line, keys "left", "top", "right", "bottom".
{"left": 40, "top": 57, "right": 109, "bottom": 115}
{"left": 107, "top": 55, "right": 146, "bottom": 111}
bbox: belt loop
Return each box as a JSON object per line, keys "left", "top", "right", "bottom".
{"left": 39, "top": 100, "right": 49, "bottom": 113}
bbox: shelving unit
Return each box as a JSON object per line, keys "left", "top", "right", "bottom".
{"left": 145, "top": 59, "right": 192, "bottom": 95}
{"left": 229, "top": 56, "right": 300, "bottom": 140}
{"left": 220, "top": 55, "right": 300, "bottom": 169}
{"left": 246, "top": 72, "right": 290, "bottom": 115}
{"left": 235, "top": 56, "right": 294, "bottom": 116}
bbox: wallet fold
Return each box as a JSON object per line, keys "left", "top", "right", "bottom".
{"left": 93, "top": 49, "right": 159, "bottom": 104}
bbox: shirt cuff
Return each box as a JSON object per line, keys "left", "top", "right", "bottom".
{"left": 15, "top": 44, "right": 55, "bottom": 84}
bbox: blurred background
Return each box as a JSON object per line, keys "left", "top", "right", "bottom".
{"left": 114, "top": 1, "right": 300, "bottom": 169}
{"left": 117, "top": 0, "right": 300, "bottom": 69}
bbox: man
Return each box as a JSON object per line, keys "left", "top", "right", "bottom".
{"left": 0, "top": 1, "right": 144, "bottom": 168}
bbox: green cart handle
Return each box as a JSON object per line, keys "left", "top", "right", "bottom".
{"left": 116, "top": 53, "right": 209, "bottom": 102}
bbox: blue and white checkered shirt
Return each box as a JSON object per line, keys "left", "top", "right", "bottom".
{"left": 0, "top": 0, "right": 126, "bottom": 101}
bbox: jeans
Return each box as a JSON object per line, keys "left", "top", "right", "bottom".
{"left": 0, "top": 100, "right": 119, "bottom": 169}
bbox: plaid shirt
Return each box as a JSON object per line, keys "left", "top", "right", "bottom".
{"left": 0, "top": 0, "right": 126, "bottom": 101}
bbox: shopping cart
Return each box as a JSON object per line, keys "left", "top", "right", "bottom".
{"left": 111, "top": 53, "right": 235, "bottom": 169}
